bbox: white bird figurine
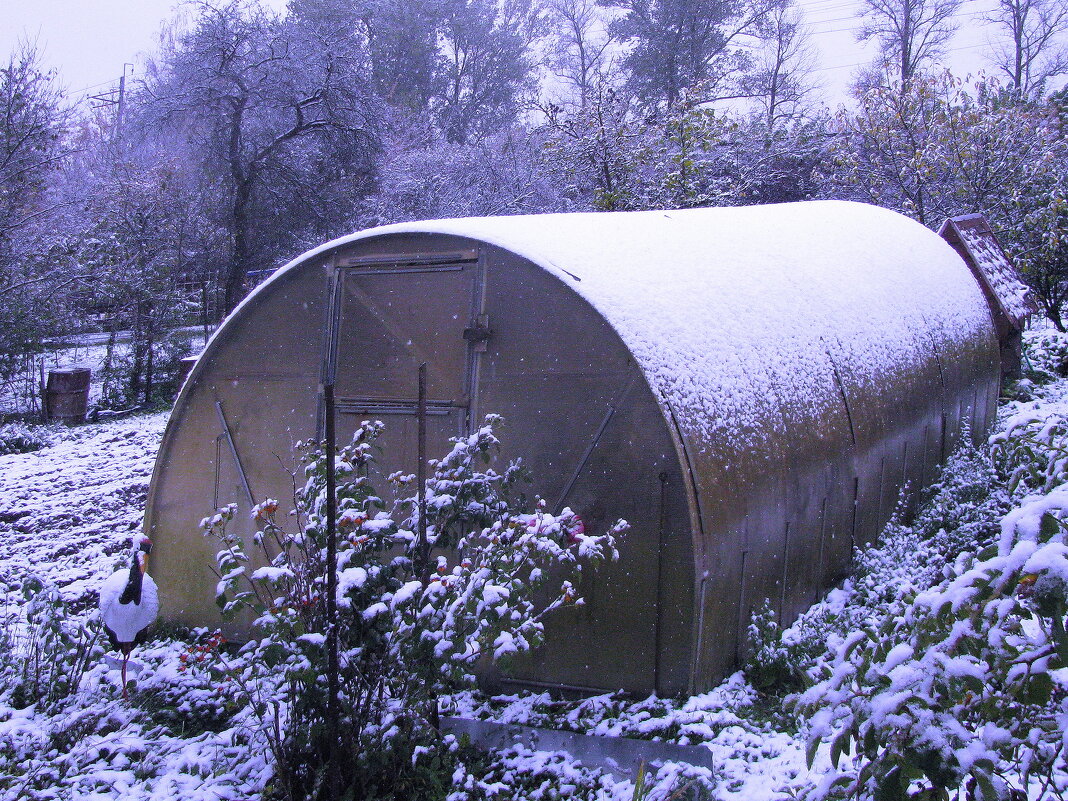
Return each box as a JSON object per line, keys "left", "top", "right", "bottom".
{"left": 99, "top": 537, "right": 159, "bottom": 697}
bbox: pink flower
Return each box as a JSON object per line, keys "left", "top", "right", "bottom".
{"left": 564, "top": 515, "right": 585, "bottom": 545}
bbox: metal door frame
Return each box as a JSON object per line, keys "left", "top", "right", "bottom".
{"left": 318, "top": 249, "right": 486, "bottom": 439}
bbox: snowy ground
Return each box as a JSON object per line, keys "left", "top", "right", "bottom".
{"left": 0, "top": 416, "right": 166, "bottom": 612}
{"left": 0, "top": 344, "right": 1065, "bottom": 799}
{"left": 0, "top": 414, "right": 821, "bottom": 799}
{"left": 0, "top": 415, "right": 280, "bottom": 801}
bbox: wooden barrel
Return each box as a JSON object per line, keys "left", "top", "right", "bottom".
{"left": 45, "top": 367, "right": 91, "bottom": 424}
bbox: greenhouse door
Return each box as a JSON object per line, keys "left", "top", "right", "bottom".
{"left": 323, "top": 251, "right": 485, "bottom": 482}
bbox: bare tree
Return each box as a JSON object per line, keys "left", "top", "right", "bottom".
{"left": 59, "top": 139, "right": 211, "bottom": 408}
{"left": 0, "top": 42, "right": 67, "bottom": 252}
{"left": 540, "top": 83, "right": 649, "bottom": 209}
{"left": 602, "top": 0, "right": 780, "bottom": 108}
{"left": 543, "top": 0, "right": 613, "bottom": 108}
{"left": 744, "top": 0, "right": 821, "bottom": 131}
{"left": 139, "top": 0, "right": 379, "bottom": 313}
{"left": 985, "top": 0, "right": 1068, "bottom": 98}
{"left": 856, "top": 0, "right": 961, "bottom": 86}
{"left": 0, "top": 41, "right": 72, "bottom": 388}
{"left": 436, "top": 0, "right": 540, "bottom": 144}
{"left": 359, "top": 129, "right": 565, "bottom": 224}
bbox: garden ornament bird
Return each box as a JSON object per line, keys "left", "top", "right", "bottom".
{"left": 99, "top": 537, "right": 159, "bottom": 698}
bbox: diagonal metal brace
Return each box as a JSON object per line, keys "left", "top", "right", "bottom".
{"left": 215, "top": 399, "right": 255, "bottom": 507}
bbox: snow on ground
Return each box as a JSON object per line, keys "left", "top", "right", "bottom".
{"left": 0, "top": 411, "right": 819, "bottom": 799}
{"left": 0, "top": 413, "right": 281, "bottom": 801}
{"left": 0, "top": 640, "right": 275, "bottom": 801}
{"left": 0, "top": 415, "right": 167, "bottom": 613}
{"left": 447, "top": 674, "right": 819, "bottom": 799}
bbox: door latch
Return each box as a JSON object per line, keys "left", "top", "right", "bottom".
{"left": 463, "top": 314, "right": 491, "bottom": 352}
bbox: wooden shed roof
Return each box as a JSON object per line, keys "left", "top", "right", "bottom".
{"left": 939, "top": 213, "right": 1036, "bottom": 331}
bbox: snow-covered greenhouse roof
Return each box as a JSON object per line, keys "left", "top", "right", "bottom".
{"left": 255, "top": 200, "right": 993, "bottom": 453}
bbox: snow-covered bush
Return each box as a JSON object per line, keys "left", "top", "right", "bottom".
{"left": 845, "top": 440, "right": 1005, "bottom": 608}
{"left": 96, "top": 328, "right": 194, "bottom": 411}
{"left": 1001, "top": 332, "right": 1068, "bottom": 402}
{"left": 0, "top": 421, "right": 53, "bottom": 455}
{"left": 1024, "top": 330, "right": 1068, "bottom": 379}
{"left": 745, "top": 441, "right": 1009, "bottom": 711}
{"left": 0, "top": 576, "right": 101, "bottom": 711}
{"left": 992, "top": 403, "right": 1068, "bottom": 497}
{"left": 797, "top": 502, "right": 1068, "bottom": 800}
{"left": 201, "top": 417, "right": 622, "bottom": 801}
{"left": 796, "top": 439, "right": 1068, "bottom": 800}
{"left": 908, "top": 436, "right": 1009, "bottom": 559}
{"left": 743, "top": 602, "right": 832, "bottom": 698}
{"left": 448, "top": 745, "right": 708, "bottom": 801}
{"left": 133, "top": 631, "right": 244, "bottom": 737}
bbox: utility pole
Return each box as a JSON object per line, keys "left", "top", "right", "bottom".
{"left": 116, "top": 63, "right": 131, "bottom": 137}
{"left": 88, "top": 63, "right": 134, "bottom": 140}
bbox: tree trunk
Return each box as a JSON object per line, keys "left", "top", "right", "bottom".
{"left": 1049, "top": 305, "right": 1065, "bottom": 333}
{"left": 223, "top": 266, "right": 244, "bottom": 318}
{"left": 129, "top": 302, "right": 145, "bottom": 405}
{"left": 224, "top": 176, "right": 255, "bottom": 315}
{"left": 144, "top": 304, "right": 155, "bottom": 406}
{"left": 101, "top": 327, "right": 117, "bottom": 404}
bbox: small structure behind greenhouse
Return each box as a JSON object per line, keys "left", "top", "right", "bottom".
{"left": 145, "top": 201, "right": 1003, "bottom": 696}
{"left": 939, "top": 214, "right": 1037, "bottom": 381}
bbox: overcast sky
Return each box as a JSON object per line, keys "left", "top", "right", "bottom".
{"left": 0, "top": 0, "right": 282, "bottom": 106}
{"left": 3, "top": 0, "right": 188, "bottom": 103}
{"left": 0, "top": 0, "right": 1057, "bottom": 112}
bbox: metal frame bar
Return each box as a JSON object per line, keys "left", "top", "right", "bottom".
{"left": 336, "top": 251, "right": 477, "bottom": 270}
{"left": 215, "top": 400, "right": 255, "bottom": 507}
{"left": 553, "top": 372, "right": 638, "bottom": 512}
{"left": 465, "top": 250, "right": 489, "bottom": 435}
{"left": 653, "top": 470, "right": 669, "bottom": 694}
{"left": 335, "top": 397, "right": 455, "bottom": 416}
{"left": 344, "top": 264, "right": 466, "bottom": 276}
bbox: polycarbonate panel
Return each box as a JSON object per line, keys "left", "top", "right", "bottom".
{"left": 334, "top": 405, "right": 466, "bottom": 491}
{"left": 472, "top": 246, "right": 692, "bottom": 695}
{"left": 333, "top": 263, "right": 477, "bottom": 404}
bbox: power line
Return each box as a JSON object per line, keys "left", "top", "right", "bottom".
{"left": 67, "top": 77, "right": 122, "bottom": 102}
{"left": 797, "top": 0, "right": 996, "bottom": 26}
{"left": 85, "top": 64, "right": 133, "bottom": 138}
{"left": 795, "top": 0, "right": 868, "bottom": 12}
{"left": 814, "top": 41, "right": 989, "bottom": 73}
{"left": 796, "top": 0, "right": 988, "bottom": 11}
{"left": 805, "top": 7, "right": 992, "bottom": 35}
{"left": 801, "top": 2, "right": 868, "bottom": 17}
{"left": 793, "top": 0, "right": 987, "bottom": 25}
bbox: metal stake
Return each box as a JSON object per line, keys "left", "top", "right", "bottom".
{"left": 417, "top": 363, "right": 429, "bottom": 582}
{"left": 215, "top": 400, "right": 254, "bottom": 507}
{"left": 324, "top": 382, "right": 340, "bottom": 799}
